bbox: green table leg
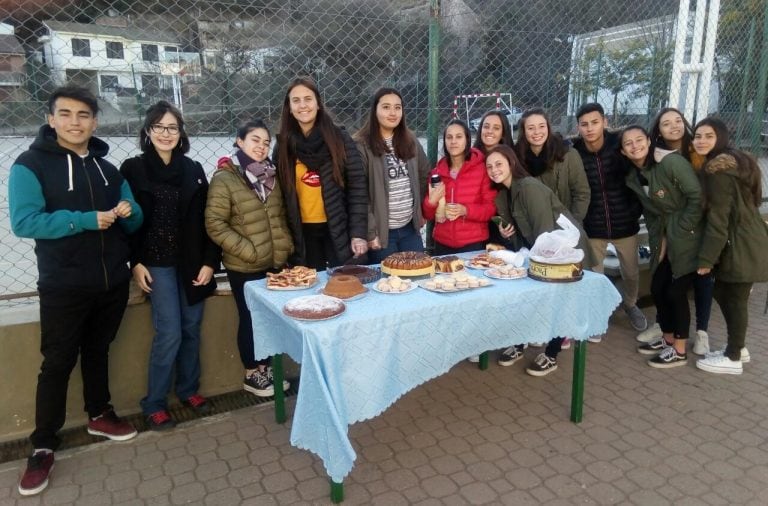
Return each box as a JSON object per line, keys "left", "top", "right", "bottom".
{"left": 273, "top": 354, "right": 286, "bottom": 424}
{"left": 478, "top": 351, "right": 489, "bottom": 370}
{"left": 570, "top": 340, "right": 586, "bottom": 423}
{"left": 330, "top": 480, "right": 344, "bottom": 503}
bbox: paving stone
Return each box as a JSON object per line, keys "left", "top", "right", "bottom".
{"left": 39, "top": 483, "right": 79, "bottom": 504}
{"left": 169, "top": 481, "right": 206, "bottom": 504}
{"left": 104, "top": 469, "right": 140, "bottom": 492}
{"left": 422, "top": 474, "right": 458, "bottom": 498}
{"left": 162, "top": 455, "right": 196, "bottom": 476}
{"left": 137, "top": 476, "right": 173, "bottom": 498}
{"left": 75, "top": 491, "right": 112, "bottom": 506}
{"left": 261, "top": 470, "right": 296, "bottom": 494}
{"left": 203, "top": 476, "right": 229, "bottom": 493}
{"left": 194, "top": 460, "right": 228, "bottom": 482}
{"left": 204, "top": 487, "right": 242, "bottom": 506}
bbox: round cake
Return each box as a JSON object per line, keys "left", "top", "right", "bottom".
{"left": 329, "top": 264, "right": 380, "bottom": 284}
{"left": 323, "top": 274, "right": 366, "bottom": 299}
{"left": 283, "top": 295, "right": 345, "bottom": 320}
{"left": 381, "top": 251, "right": 435, "bottom": 276}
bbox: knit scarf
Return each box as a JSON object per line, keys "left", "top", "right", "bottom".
{"left": 524, "top": 148, "right": 548, "bottom": 178}
{"left": 145, "top": 146, "right": 183, "bottom": 186}
{"left": 235, "top": 149, "right": 276, "bottom": 202}
{"left": 292, "top": 127, "right": 332, "bottom": 174}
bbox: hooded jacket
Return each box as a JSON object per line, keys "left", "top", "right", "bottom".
{"left": 624, "top": 149, "right": 702, "bottom": 277}
{"left": 573, "top": 131, "right": 642, "bottom": 239}
{"left": 8, "top": 125, "right": 143, "bottom": 291}
{"left": 422, "top": 147, "right": 497, "bottom": 248}
{"left": 205, "top": 155, "right": 294, "bottom": 273}
{"left": 121, "top": 153, "right": 220, "bottom": 305}
{"left": 698, "top": 153, "right": 768, "bottom": 283}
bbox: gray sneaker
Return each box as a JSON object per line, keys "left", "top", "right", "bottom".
{"left": 636, "top": 323, "right": 662, "bottom": 343}
{"left": 624, "top": 305, "right": 648, "bottom": 332}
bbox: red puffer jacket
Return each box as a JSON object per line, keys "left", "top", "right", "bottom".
{"left": 422, "top": 147, "right": 497, "bottom": 248}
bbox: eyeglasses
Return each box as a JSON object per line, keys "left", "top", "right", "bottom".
{"left": 150, "top": 124, "right": 180, "bottom": 135}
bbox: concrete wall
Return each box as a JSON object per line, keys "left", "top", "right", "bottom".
{"left": 0, "top": 290, "right": 297, "bottom": 444}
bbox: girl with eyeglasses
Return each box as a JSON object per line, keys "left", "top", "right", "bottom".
{"left": 120, "top": 100, "right": 221, "bottom": 431}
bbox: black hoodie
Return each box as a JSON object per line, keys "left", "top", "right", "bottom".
{"left": 10, "top": 125, "right": 143, "bottom": 291}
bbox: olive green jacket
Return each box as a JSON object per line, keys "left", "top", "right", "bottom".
{"left": 698, "top": 153, "right": 768, "bottom": 283}
{"left": 537, "top": 147, "right": 591, "bottom": 222}
{"left": 494, "top": 177, "right": 595, "bottom": 269}
{"left": 625, "top": 150, "right": 702, "bottom": 277}
{"left": 205, "top": 157, "right": 294, "bottom": 273}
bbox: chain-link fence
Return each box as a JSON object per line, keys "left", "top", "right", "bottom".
{"left": 1, "top": 0, "right": 767, "bottom": 304}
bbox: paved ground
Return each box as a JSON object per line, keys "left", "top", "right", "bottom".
{"left": 1, "top": 285, "right": 767, "bottom": 505}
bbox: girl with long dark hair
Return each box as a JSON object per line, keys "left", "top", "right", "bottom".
{"left": 354, "top": 88, "right": 431, "bottom": 263}
{"left": 473, "top": 110, "right": 515, "bottom": 155}
{"left": 275, "top": 77, "right": 368, "bottom": 269}
{"left": 692, "top": 117, "right": 768, "bottom": 374}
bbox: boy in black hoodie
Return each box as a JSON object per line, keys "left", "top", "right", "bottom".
{"left": 8, "top": 86, "right": 144, "bottom": 496}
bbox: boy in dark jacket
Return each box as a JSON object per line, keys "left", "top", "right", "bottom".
{"left": 8, "top": 86, "right": 143, "bottom": 496}
{"left": 573, "top": 103, "right": 646, "bottom": 334}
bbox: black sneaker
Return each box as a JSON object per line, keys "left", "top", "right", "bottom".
{"left": 648, "top": 346, "right": 688, "bottom": 368}
{"left": 146, "top": 410, "right": 176, "bottom": 431}
{"left": 637, "top": 337, "right": 671, "bottom": 356}
{"left": 18, "top": 451, "right": 54, "bottom": 496}
{"left": 526, "top": 353, "right": 558, "bottom": 376}
{"left": 498, "top": 346, "right": 524, "bottom": 366}
{"left": 244, "top": 370, "right": 274, "bottom": 397}
{"left": 267, "top": 366, "right": 291, "bottom": 392}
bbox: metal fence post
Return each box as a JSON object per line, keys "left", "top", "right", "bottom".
{"left": 750, "top": 3, "right": 768, "bottom": 154}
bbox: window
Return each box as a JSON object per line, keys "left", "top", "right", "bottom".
{"left": 100, "top": 75, "right": 118, "bottom": 91}
{"left": 164, "top": 46, "right": 179, "bottom": 63}
{"left": 141, "top": 74, "right": 159, "bottom": 95}
{"left": 105, "top": 41, "right": 124, "bottom": 59}
{"left": 141, "top": 44, "right": 158, "bottom": 62}
{"left": 71, "top": 38, "right": 90, "bottom": 57}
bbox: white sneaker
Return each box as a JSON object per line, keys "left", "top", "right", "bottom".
{"left": 705, "top": 347, "right": 750, "bottom": 363}
{"left": 529, "top": 342, "right": 545, "bottom": 348}
{"left": 467, "top": 355, "right": 480, "bottom": 363}
{"left": 588, "top": 334, "right": 603, "bottom": 343}
{"left": 636, "top": 323, "right": 662, "bottom": 343}
{"left": 692, "top": 330, "right": 710, "bottom": 355}
{"left": 696, "top": 354, "right": 743, "bottom": 375}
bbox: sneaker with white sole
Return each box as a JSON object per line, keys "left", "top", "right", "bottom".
{"left": 526, "top": 353, "right": 558, "bottom": 376}
{"left": 648, "top": 346, "right": 687, "bottom": 368}
{"left": 244, "top": 370, "right": 274, "bottom": 397}
{"left": 498, "top": 346, "right": 524, "bottom": 366}
{"left": 624, "top": 305, "right": 648, "bottom": 331}
{"left": 636, "top": 322, "right": 662, "bottom": 343}
{"left": 692, "top": 330, "right": 710, "bottom": 355}
{"left": 561, "top": 338, "right": 571, "bottom": 350}
{"left": 696, "top": 354, "right": 743, "bottom": 375}
{"left": 18, "top": 451, "right": 54, "bottom": 496}
{"left": 467, "top": 355, "right": 480, "bottom": 363}
{"left": 637, "top": 337, "right": 671, "bottom": 355}
{"left": 705, "top": 347, "right": 750, "bottom": 363}
{"left": 588, "top": 334, "right": 603, "bottom": 343}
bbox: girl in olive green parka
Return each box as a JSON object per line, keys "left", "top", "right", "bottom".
{"left": 620, "top": 125, "right": 703, "bottom": 369}
{"left": 692, "top": 118, "right": 768, "bottom": 375}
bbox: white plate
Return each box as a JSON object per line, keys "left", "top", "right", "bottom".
{"left": 316, "top": 286, "right": 369, "bottom": 301}
{"left": 417, "top": 280, "right": 492, "bottom": 293}
{"left": 284, "top": 311, "right": 345, "bottom": 322}
{"left": 267, "top": 278, "right": 318, "bottom": 291}
{"left": 371, "top": 282, "right": 418, "bottom": 294}
{"left": 484, "top": 268, "right": 527, "bottom": 280}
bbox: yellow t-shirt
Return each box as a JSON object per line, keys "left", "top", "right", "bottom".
{"left": 295, "top": 160, "right": 327, "bottom": 223}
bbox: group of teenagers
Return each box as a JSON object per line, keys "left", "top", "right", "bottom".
{"left": 8, "top": 78, "right": 768, "bottom": 496}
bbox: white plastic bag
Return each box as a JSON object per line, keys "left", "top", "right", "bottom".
{"left": 529, "top": 214, "right": 585, "bottom": 263}
{"left": 489, "top": 247, "right": 529, "bottom": 267}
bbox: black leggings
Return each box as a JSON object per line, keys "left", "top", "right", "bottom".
{"left": 650, "top": 258, "right": 696, "bottom": 340}
{"left": 226, "top": 269, "right": 270, "bottom": 370}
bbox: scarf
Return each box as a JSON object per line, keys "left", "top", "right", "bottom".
{"left": 145, "top": 146, "right": 183, "bottom": 186}
{"left": 235, "top": 150, "right": 276, "bottom": 202}
{"left": 292, "top": 127, "right": 332, "bottom": 174}
{"left": 524, "top": 148, "right": 548, "bottom": 178}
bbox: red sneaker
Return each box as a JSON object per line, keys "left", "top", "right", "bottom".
{"left": 183, "top": 394, "right": 211, "bottom": 414}
{"left": 87, "top": 409, "right": 137, "bottom": 441}
{"left": 147, "top": 410, "right": 176, "bottom": 431}
{"left": 18, "top": 451, "right": 54, "bottom": 496}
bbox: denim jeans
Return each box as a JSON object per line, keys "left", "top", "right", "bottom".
{"left": 140, "top": 266, "right": 204, "bottom": 415}
{"left": 694, "top": 272, "right": 714, "bottom": 331}
{"left": 369, "top": 224, "right": 425, "bottom": 264}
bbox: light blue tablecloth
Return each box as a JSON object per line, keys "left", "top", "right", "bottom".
{"left": 245, "top": 268, "right": 621, "bottom": 482}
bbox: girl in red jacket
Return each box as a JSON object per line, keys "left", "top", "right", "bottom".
{"left": 423, "top": 119, "right": 497, "bottom": 254}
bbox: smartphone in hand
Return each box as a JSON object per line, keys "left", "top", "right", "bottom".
{"left": 491, "top": 215, "right": 509, "bottom": 228}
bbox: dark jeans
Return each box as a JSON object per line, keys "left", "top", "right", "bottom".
{"left": 369, "top": 224, "right": 425, "bottom": 264}
{"left": 694, "top": 272, "right": 714, "bottom": 331}
{"left": 31, "top": 281, "right": 129, "bottom": 450}
{"left": 303, "top": 223, "right": 341, "bottom": 270}
{"left": 713, "top": 280, "right": 753, "bottom": 361}
{"left": 226, "top": 269, "right": 270, "bottom": 370}
{"left": 650, "top": 258, "right": 696, "bottom": 340}
{"left": 433, "top": 240, "right": 486, "bottom": 256}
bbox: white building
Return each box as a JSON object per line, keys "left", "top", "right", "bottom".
{"left": 38, "top": 20, "right": 198, "bottom": 110}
